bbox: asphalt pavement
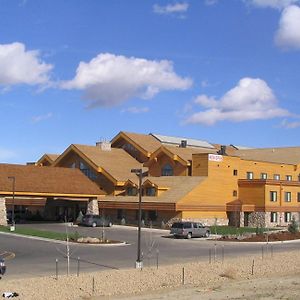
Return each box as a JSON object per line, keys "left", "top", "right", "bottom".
{"left": 1, "top": 223, "right": 299, "bottom": 279}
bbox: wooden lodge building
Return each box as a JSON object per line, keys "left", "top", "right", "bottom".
{"left": 1, "top": 131, "right": 300, "bottom": 228}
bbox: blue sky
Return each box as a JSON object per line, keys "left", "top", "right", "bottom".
{"left": 1, "top": 0, "right": 300, "bottom": 163}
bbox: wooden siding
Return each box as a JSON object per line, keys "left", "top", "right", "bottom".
{"left": 100, "top": 201, "right": 176, "bottom": 211}
{"left": 148, "top": 152, "right": 187, "bottom": 176}
{"left": 179, "top": 153, "right": 300, "bottom": 214}
{"left": 5, "top": 198, "right": 47, "bottom": 206}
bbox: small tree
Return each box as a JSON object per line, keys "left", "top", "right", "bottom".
{"left": 75, "top": 211, "right": 83, "bottom": 224}
{"left": 288, "top": 216, "right": 299, "bottom": 234}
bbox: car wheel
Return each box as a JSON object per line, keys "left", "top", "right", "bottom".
{"left": 205, "top": 231, "right": 210, "bottom": 238}
{"left": 186, "top": 232, "right": 192, "bottom": 239}
{"left": 108, "top": 222, "right": 112, "bottom": 227}
{"left": 92, "top": 222, "right": 97, "bottom": 228}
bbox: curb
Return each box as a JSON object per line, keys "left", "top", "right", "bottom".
{"left": 210, "top": 238, "right": 300, "bottom": 245}
{"left": 0, "top": 231, "right": 128, "bottom": 246}
{"left": 112, "top": 224, "right": 169, "bottom": 233}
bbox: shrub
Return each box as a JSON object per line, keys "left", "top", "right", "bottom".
{"left": 288, "top": 217, "right": 299, "bottom": 234}
{"left": 255, "top": 226, "right": 264, "bottom": 236}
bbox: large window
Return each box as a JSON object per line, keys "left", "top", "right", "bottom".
{"left": 79, "top": 162, "right": 97, "bottom": 180}
{"left": 246, "top": 172, "right": 254, "bottom": 180}
{"left": 273, "top": 174, "right": 280, "bottom": 180}
{"left": 285, "top": 192, "right": 292, "bottom": 202}
{"left": 148, "top": 210, "right": 158, "bottom": 221}
{"left": 270, "top": 212, "right": 278, "bottom": 223}
{"left": 117, "top": 209, "right": 124, "bottom": 220}
{"left": 161, "top": 164, "right": 173, "bottom": 176}
{"left": 270, "top": 191, "right": 277, "bottom": 202}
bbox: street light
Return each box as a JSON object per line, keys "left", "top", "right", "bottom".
{"left": 131, "top": 168, "right": 144, "bottom": 269}
{"left": 7, "top": 176, "right": 15, "bottom": 231}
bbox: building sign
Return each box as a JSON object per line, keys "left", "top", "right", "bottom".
{"left": 208, "top": 154, "right": 223, "bottom": 162}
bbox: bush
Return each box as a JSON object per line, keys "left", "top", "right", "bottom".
{"left": 255, "top": 226, "right": 264, "bottom": 236}
{"left": 288, "top": 217, "right": 299, "bottom": 234}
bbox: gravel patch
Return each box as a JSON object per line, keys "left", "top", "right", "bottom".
{"left": 1, "top": 250, "right": 300, "bottom": 299}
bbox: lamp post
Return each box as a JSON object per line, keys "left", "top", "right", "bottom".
{"left": 131, "top": 168, "right": 143, "bottom": 269}
{"left": 7, "top": 176, "right": 15, "bottom": 231}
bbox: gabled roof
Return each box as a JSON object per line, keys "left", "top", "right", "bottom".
{"left": 151, "top": 133, "right": 215, "bottom": 149}
{"left": 36, "top": 154, "right": 60, "bottom": 166}
{"left": 54, "top": 144, "right": 144, "bottom": 184}
{"left": 145, "top": 145, "right": 217, "bottom": 166}
{"left": 0, "top": 164, "right": 104, "bottom": 197}
{"left": 111, "top": 131, "right": 161, "bottom": 156}
{"left": 235, "top": 147, "right": 300, "bottom": 165}
{"left": 103, "top": 176, "right": 205, "bottom": 204}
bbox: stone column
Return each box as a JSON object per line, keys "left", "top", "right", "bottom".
{"left": 239, "top": 212, "right": 245, "bottom": 227}
{"left": 87, "top": 198, "right": 99, "bottom": 215}
{"left": 0, "top": 197, "right": 7, "bottom": 226}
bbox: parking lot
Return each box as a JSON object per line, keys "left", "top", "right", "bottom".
{"left": 1, "top": 223, "right": 299, "bottom": 279}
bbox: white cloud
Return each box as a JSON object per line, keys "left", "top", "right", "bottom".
{"left": 0, "top": 42, "right": 53, "bottom": 86}
{"left": 121, "top": 107, "right": 149, "bottom": 114}
{"left": 153, "top": 2, "right": 189, "bottom": 15}
{"left": 31, "top": 112, "right": 53, "bottom": 123}
{"left": 249, "top": 0, "right": 299, "bottom": 9}
{"left": 280, "top": 119, "right": 300, "bottom": 128}
{"left": 61, "top": 53, "right": 192, "bottom": 107}
{"left": 275, "top": 5, "right": 300, "bottom": 49}
{"left": 186, "top": 77, "right": 290, "bottom": 125}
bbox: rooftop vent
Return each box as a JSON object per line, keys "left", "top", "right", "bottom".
{"left": 180, "top": 140, "right": 187, "bottom": 148}
{"left": 218, "top": 145, "right": 227, "bottom": 156}
{"left": 96, "top": 140, "right": 111, "bottom": 151}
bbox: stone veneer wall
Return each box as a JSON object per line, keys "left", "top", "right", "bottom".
{"left": 87, "top": 199, "right": 99, "bottom": 215}
{"left": 0, "top": 197, "right": 7, "bottom": 226}
{"left": 246, "top": 212, "right": 266, "bottom": 228}
{"left": 265, "top": 212, "right": 300, "bottom": 228}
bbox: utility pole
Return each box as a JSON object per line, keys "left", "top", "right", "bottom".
{"left": 7, "top": 176, "right": 15, "bottom": 231}
{"left": 131, "top": 168, "right": 144, "bottom": 269}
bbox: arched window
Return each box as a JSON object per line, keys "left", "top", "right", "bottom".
{"left": 161, "top": 164, "right": 173, "bottom": 176}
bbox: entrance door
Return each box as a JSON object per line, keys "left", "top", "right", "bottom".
{"left": 244, "top": 212, "right": 249, "bottom": 227}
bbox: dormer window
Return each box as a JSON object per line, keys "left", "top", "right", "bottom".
{"left": 162, "top": 164, "right": 173, "bottom": 176}
{"left": 127, "top": 187, "right": 138, "bottom": 196}
{"left": 145, "top": 187, "right": 156, "bottom": 196}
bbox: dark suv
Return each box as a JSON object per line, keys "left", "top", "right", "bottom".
{"left": 170, "top": 222, "right": 210, "bottom": 239}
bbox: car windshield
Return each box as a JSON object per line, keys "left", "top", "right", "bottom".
{"left": 171, "top": 223, "right": 184, "bottom": 229}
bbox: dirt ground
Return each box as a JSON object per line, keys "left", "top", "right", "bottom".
{"left": 1, "top": 249, "right": 300, "bottom": 300}
{"left": 104, "top": 274, "right": 300, "bottom": 300}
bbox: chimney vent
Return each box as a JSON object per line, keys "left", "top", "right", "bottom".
{"left": 180, "top": 140, "right": 187, "bottom": 148}
{"left": 218, "top": 145, "right": 227, "bottom": 155}
{"left": 96, "top": 140, "right": 111, "bottom": 151}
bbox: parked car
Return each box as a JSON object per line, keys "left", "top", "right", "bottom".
{"left": 170, "top": 222, "right": 210, "bottom": 239}
{"left": 80, "top": 215, "right": 113, "bottom": 227}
